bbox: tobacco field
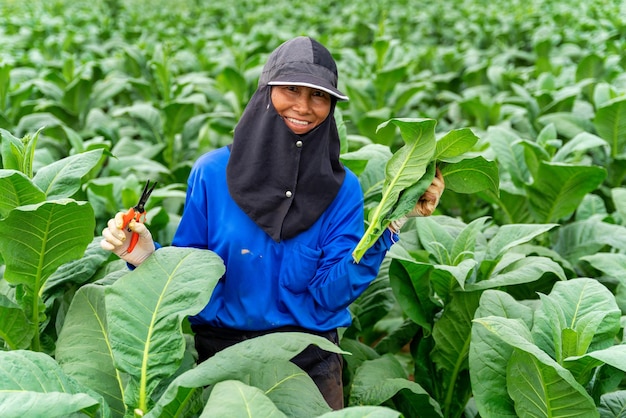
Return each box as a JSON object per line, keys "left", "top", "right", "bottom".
{"left": 1, "top": 0, "right": 625, "bottom": 417}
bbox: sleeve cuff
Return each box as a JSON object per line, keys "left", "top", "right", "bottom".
{"left": 126, "top": 242, "right": 162, "bottom": 270}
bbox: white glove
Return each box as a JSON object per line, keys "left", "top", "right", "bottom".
{"left": 100, "top": 211, "right": 156, "bottom": 266}
{"left": 389, "top": 167, "right": 445, "bottom": 234}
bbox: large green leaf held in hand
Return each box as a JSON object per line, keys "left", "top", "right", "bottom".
{"left": 441, "top": 155, "right": 499, "bottom": 195}
{"left": 434, "top": 128, "right": 499, "bottom": 195}
{"left": 351, "top": 118, "right": 500, "bottom": 262}
{"left": 352, "top": 118, "right": 437, "bottom": 262}
{"left": 105, "top": 247, "right": 225, "bottom": 414}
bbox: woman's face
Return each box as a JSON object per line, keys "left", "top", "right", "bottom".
{"left": 271, "top": 85, "right": 332, "bottom": 135}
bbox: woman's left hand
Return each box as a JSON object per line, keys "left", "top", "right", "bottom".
{"left": 389, "top": 167, "right": 445, "bottom": 233}
{"left": 407, "top": 167, "right": 445, "bottom": 217}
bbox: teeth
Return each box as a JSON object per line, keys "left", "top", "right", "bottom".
{"left": 287, "top": 117, "right": 309, "bottom": 126}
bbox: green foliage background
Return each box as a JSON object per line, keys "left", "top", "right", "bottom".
{"left": 1, "top": 0, "right": 626, "bottom": 417}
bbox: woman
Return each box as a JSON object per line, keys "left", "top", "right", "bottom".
{"left": 101, "top": 36, "right": 445, "bottom": 410}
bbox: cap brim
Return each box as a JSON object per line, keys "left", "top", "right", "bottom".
{"left": 268, "top": 80, "right": 349, "bottom": 101}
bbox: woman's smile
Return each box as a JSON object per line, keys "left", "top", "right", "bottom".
{"left": 271, "top": 85, "right": 332, "bottom": 135}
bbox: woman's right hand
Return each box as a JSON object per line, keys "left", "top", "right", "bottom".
{"left": 100, "top": 212, "right": 156, "bottom": 266}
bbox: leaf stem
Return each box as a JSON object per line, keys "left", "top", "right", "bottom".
{"left": 30, "top": 300, "right": 41, "bottom": 352}
{"left": 442, "top": 334, "right": 471, "bottom": 418}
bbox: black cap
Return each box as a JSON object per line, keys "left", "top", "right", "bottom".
{"left": 260, "top": 36, "right": 349, "bottom": 101}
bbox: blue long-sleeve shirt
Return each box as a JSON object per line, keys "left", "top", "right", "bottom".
{"left": 173, "top": 146, "right": 396, "bottom": 332}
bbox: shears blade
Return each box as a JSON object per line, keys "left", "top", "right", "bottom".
{"left": 121, "top": 180, "right": 157, "bottom": 253}
{"left": 134, "top": 180, "right": 157, "bottom": 214}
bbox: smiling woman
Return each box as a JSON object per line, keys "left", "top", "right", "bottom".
{"left": 3, "top": 0, "right": 626, "bottom": 416}
{"left": 270, "top": 85, "right": 331, "bottom": 135}
{"left": 100, "top": 35, "right": 445, "bottom": 411}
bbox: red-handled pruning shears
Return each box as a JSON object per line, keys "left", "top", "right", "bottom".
{"left": 121, "top": 180, "right": 157, "bottom": 253}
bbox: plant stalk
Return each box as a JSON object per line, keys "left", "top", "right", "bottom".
{"left": 442, "top": 334, "right": 471, "bottom": 418}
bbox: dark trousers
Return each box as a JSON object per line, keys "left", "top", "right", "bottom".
{"left": 192, "top": 324, "right": 344, "bottom": 410}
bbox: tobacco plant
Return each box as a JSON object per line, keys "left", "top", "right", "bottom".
{"left": 0, "top": 129, "right": 102, "bottom": 352}
{"left": 1, "top": 245, "right": 402, "bottom": 417}
{"left": 2, "top": 0, "right": 626, "bottom": 416}
{"left": 350, "top": 118, "right": 499, "bottom": 262}
{"left": 471, "top": 279, "right": 626, "bottom": 417}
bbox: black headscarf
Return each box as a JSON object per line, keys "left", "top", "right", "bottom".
{"left": 226, "top": 37, "right": 348, "bottom": 242}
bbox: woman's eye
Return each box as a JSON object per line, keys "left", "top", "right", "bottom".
{"left": 312, "top": 91, "right": 330, "bottom": 102}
